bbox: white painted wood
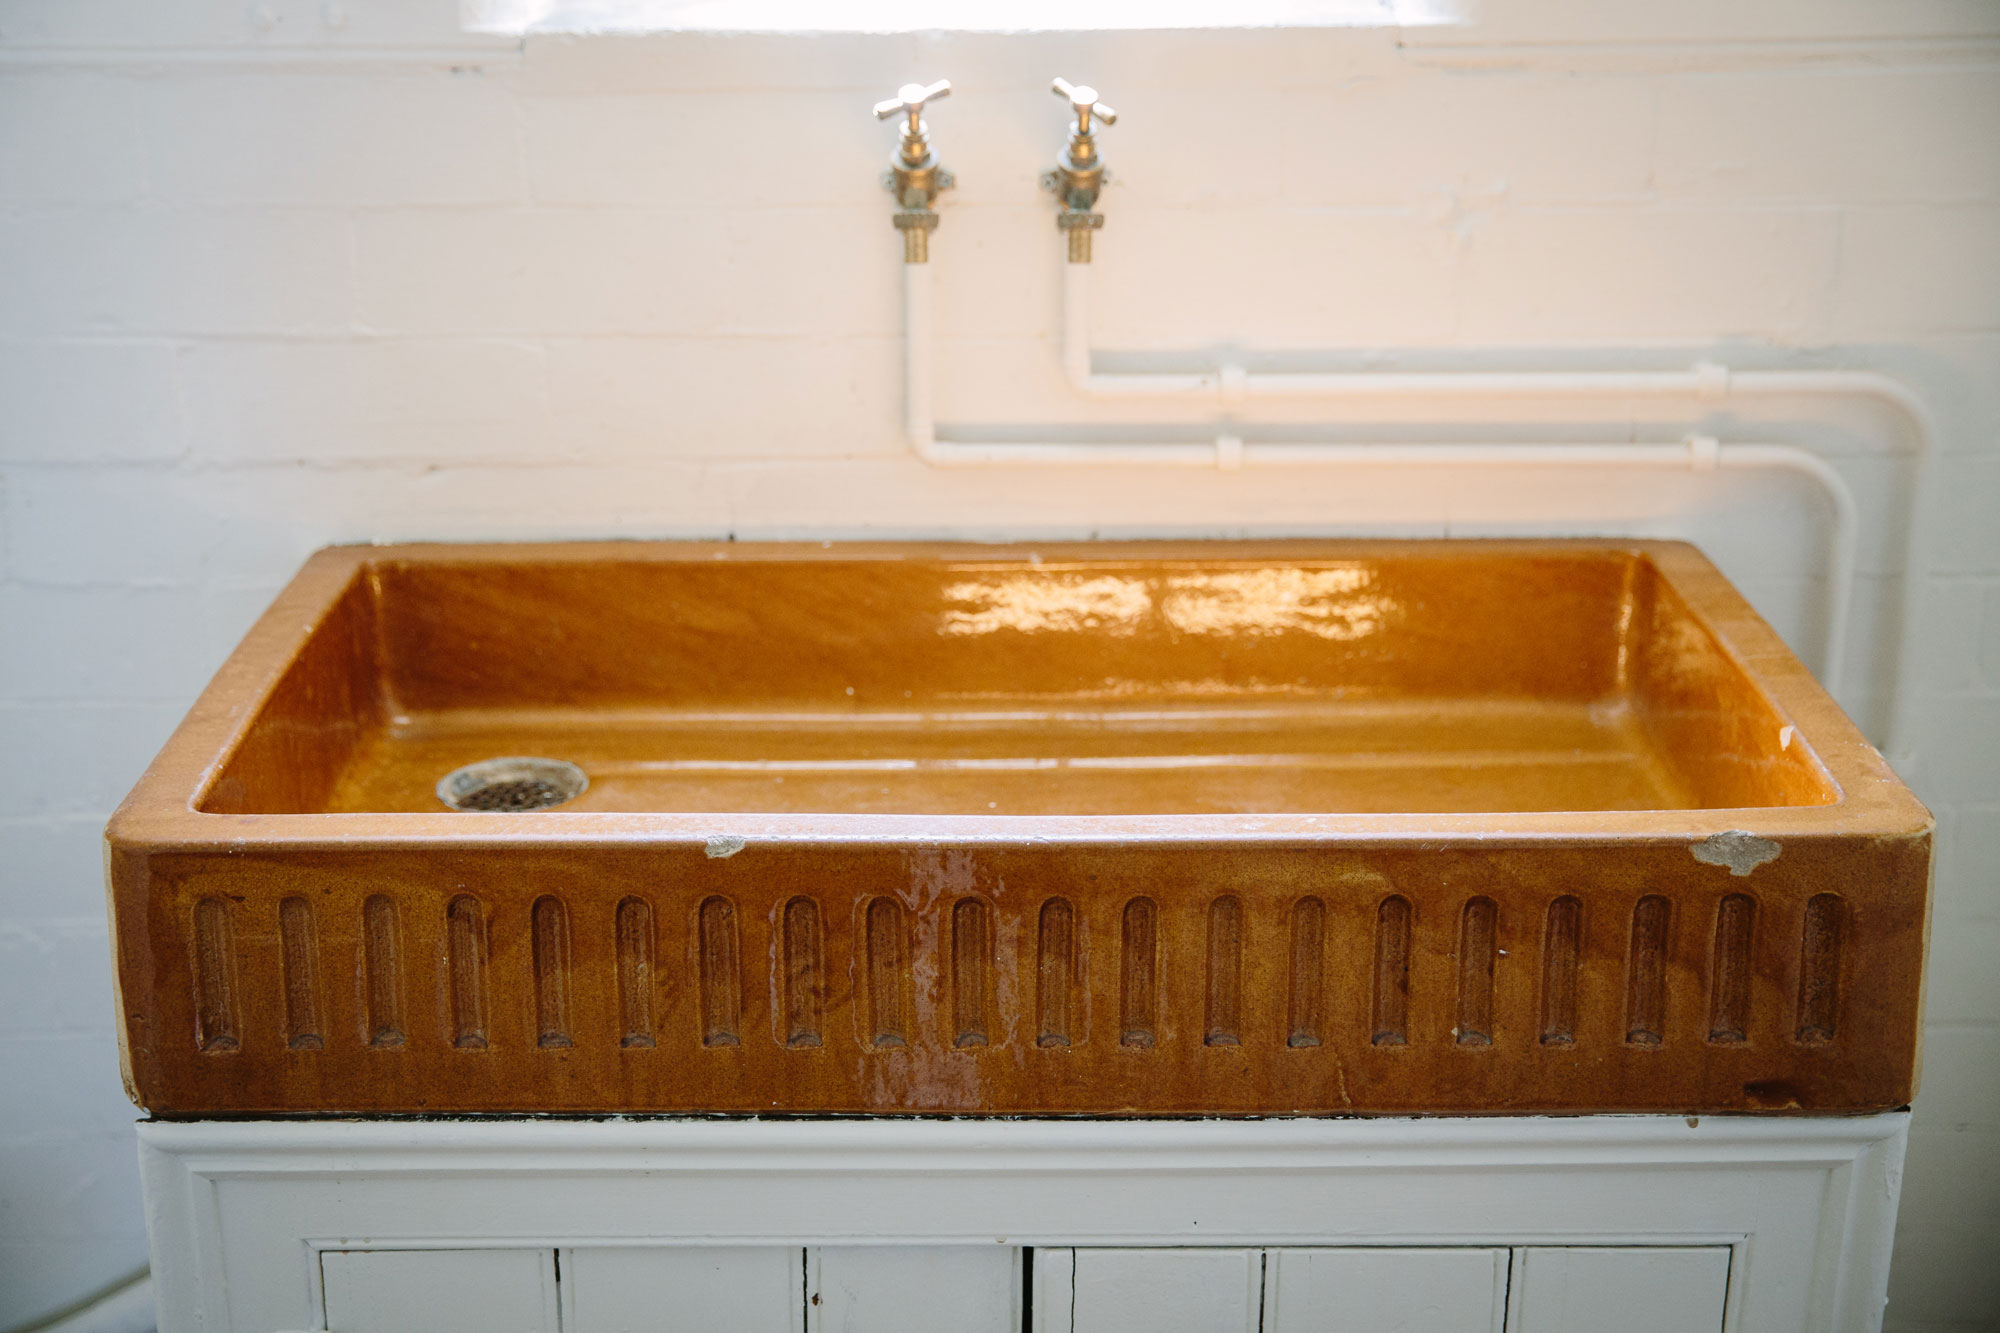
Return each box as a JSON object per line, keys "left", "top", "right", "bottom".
{"left": 1513, "top": 1247, "right": 1731, "bottom": 1333}
{"left": 561, "top": 1246, "right": 804, "bottom": 1333}
{"left": 1064, "top": 1249, "right": 1261, "bottom": 1333}
{"left": 136, "top": 1114, "right": 1909, "bottom": 1333}
{"left": 809, "top": 1246, "right": 1020, "bottom": 1333}
{"left": 1263, "top": 1248, "right": 1508, "bottom": 1333}
{"left": 318, "top": 1249, "right": 558, "bottom": 1333}
{"left": 1031, "top": 1248, "right": 1076, "bottom": 1333}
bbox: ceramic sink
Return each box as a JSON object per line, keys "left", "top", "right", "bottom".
{"left": 107, "top": 540, "right": 1930, "bottom": 1116}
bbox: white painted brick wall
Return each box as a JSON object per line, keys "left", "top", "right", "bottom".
{"left": 0, "top": 4, "right": 1997, "bottom": 1329}
{"left": 0, "top": 343, "right": 183, "bottom": 463}
{"left": 141, "top": 74, "right": 526, "bottom": 208}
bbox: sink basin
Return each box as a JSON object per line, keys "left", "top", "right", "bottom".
{"left": 107, "top": 540, "right": 1930, "bottom": 1115}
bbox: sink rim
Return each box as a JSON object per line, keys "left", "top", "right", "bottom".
{"left": 108, "top": 537, "right": 1930, "bottom": 851}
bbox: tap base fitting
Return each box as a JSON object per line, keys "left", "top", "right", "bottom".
{"left": 893, "top": 209, "right": 939, "bottom": 263}
{"left": 1057, "top": 207, "right": 1104, "bottom": 262}
{"left": 1056, "top": 220, "right": 1104, "bottom": 262}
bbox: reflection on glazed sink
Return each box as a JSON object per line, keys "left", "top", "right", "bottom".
{"left": 108, "top": 541, "right": 1928, "bottom": 1118}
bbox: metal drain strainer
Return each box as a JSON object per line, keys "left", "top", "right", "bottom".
{"left": 436, "top": 757, "right": 588, "bottom": 812}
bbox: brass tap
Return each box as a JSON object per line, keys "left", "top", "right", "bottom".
{"left": 1043, "top": 77, "right": 1118, "bottom": 262}
{"left": 873, "top": 80, "right": 954, "bottom": 263}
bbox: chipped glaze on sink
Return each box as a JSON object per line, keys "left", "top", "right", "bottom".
{"left": 106, "top": 540, "right": 1930, "bottom": 1116}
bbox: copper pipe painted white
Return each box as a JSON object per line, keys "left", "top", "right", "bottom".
{"left": 907, "top": 260, "right": 1934, "bottom": 728}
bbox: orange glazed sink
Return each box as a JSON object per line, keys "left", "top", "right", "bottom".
{"left": 107, "top": 540, "right": 1931, "bottom": 1116}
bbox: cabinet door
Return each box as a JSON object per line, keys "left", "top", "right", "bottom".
{"left": 562, "top": 1246, "right": 804, "bottom": 1333}
{"left": 1047, "top": 1248, "right": 1262, "bottom": 1333}
{"left": 1264, "top": 1248, "right": 1508, "bottom": 1333}
{"left": 810, "top": 1247, "right": 1020, "bottom": 1333}
{"left": 320, "top": 1249, "right": 558, "bottom": 1333}
{"left": 1513, "top": 1248, "right": 1730, "bottom": 1333}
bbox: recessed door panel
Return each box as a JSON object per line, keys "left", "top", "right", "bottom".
{"left": 1264, "top": 1248, "right": 1508, "bottom": 1333}
{"left": 809, "top": 1246, "right": 1020, "bottom": 1333}
{"left": 1514, "top": 1247, "right": 1730, "bottom": 1333}
{"left": 1053, "top": 1248, "right": 1262, "bottom": 1333}
{"left": 320, "top": 1249, "right": 557, "bottom": 1333}
{"left": 563, "top": 1246, "right": 804, "bottom": 1333}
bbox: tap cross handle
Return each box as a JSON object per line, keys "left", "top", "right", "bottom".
{"left": 1051, "top": 77, "right": 1117, "bottom": 134}
{"left": 874, "top": 80, "right": 953, "bottom": 136}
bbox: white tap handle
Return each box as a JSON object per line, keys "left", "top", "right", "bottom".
{"left": 874, "top": 79, "right": 952, "bottom": 135}
{"left": 1051, "top": 77, "right": 1117, "bottom": 132}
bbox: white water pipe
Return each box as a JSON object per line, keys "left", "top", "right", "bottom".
{"left": 904, "top": 260, "right": 1933, "bottom": 718}
{"left": 1058, "top": 261, "right": 1931, "bottom": 423}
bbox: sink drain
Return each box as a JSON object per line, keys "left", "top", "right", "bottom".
{"left": 436, "top": 757, "right": 588, "bottom": 812}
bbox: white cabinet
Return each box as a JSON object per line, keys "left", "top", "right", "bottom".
{"left": 1266, "top": 1248, "right": 1509, "bottom": 1333}
{"left": 315, "top": 1243, "right": 1727, "bottom": 1333}
{"left": 319, "top": 1249, "right": 559, "bottom": 1333}
{"left": 1513, "top": 1248, "right": 1732, "bottom": 1333}
{"left": 140, "top": 1117, "right": 1907, "bottom": 1333}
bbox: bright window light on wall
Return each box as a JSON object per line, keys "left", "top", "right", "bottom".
{"left": 464, "top": 0, "right": 1460, "bottom": 33}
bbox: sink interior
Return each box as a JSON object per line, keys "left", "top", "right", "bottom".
{"left": 199, "top": 546, "right": 1837, "bottom": 817}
